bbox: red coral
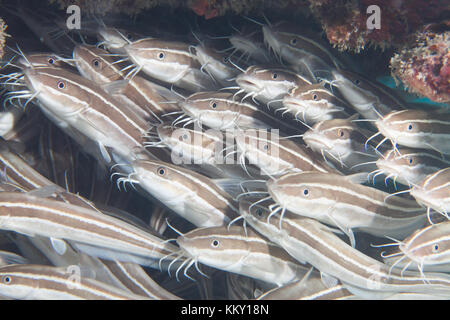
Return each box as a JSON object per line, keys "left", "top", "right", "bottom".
{"left": 311, "top": 0, "right": 447, "bottom": 52}
{"left": 391, "top": 26, "right": 450, "bottom": 103}
{"left": 191, "top": 0, "right": 219, "bottom": 20}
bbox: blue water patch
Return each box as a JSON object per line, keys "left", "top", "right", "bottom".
{"left": 376, "top": 76, "right": 449, "bottom": 108}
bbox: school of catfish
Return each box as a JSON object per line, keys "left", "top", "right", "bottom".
{"left": 0, "top": 11, "right": 449, "bottom": 300}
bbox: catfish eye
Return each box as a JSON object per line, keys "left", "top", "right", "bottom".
{"left": 255, "top": 208, "right": 263, "bottom": 217}
{"left": 157, "top": 167, "right": 166, "bottom": 176}
{"left": 407, "top": 157, "right": 414, "bottom": 165}
{"left": 407, "top": 123, "right": 413, "bottom": 131}
{"left": 48, "top": 57, "right": 54, "bottom": 65}
{"left": 432, "top": 243, "right": 439, "bottom": 253}
{"left": 338, "top": 129, "right": 344, "bottom": 137}
{"left": 92, "top": 59, "right": 100, "bottom": 68}
{"left": 57, "top": 81, "right": 66, "bottom": 89}
{"left": 272, "top": 72, "right": 278, "bottom": 79}
{"left": 262, "top": 144, "right": 269, "bottom": 151}
{"left": 290, "top": 38, "right": 297, "bottom": 45}
{"left": 211, "top": 239, "right": 219, "bottom": 247}
{"left": 303, "top": 188, "right": 309, "bottom": 196}
{"left": 312, "top": 94, "right": 318, "bottom": 100}
{"left": 210, "top": 101, "right": 217, "bottom": 109}
{"left": 354, "top": 79, "right": 361, "bottom": 85}
{"left": 158, "top": 52, "right": 165, "bottom": 60}
{"left": 2, "top": 276, "right": 11, "bottom": 284}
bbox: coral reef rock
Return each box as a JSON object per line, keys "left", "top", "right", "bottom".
{"left": 390, "top": 23, "right": 449, "bottom": 104}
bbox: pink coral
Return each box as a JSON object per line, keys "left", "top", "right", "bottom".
{"left": 309, "top": 0, "right": 446, "bottom": 52}
{"left": 390, "top": 24, "right": 450, "bottom": 103}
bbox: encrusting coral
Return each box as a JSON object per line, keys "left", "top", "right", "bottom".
{"left": 390, "top": 22, "right": 450, "bottom": 103}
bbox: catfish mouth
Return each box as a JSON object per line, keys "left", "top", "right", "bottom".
{"left": 302, "top": 131, "right": 329, "bottom": 151}
{"left": 236, "top": 75, "right": 261, "bottom": 92}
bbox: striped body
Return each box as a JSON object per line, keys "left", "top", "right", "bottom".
{"left": 23, "top": 67, "right": 152, "bottom": 163}
{"left": 130, "top": 159, "right": 239, "bottom": 227}
{"left": 303, "top": 118, "right": 381, "bottom": 173}
{"left": 267, "top": 171, "right": 427, "bottom": 239}
{"left": 331, "top": 69, "right": 404, "bottom": 121}
{"left": 262, "top": 23, "right": 340, "bottom": 78}
{"left": 124, "top": 38, "right": 216, "bottom": 92}
{"left": 180, "top": 91, "right": 300, "bottom": 133}
{"left": 239, "top": 199, "right": 450, "bottom": 297}
{"left": 235, "top": 66, "right": 311, "bottom": 105}
{"left": 400, "top": 221, "right": 450, "bottom": 267}
{"left": 257, "top": 271, "right": 353, "bottom": 300}
{"left": 0, "top": 264, "right": 149, "bottom": 300}
{"left": 410, "top": 168, "right": 450, "bottom": 216}
{"left": 282, "top": 83, "right": 352, "bottom": 125}
{"left": 234, "top": 129, "right": 336, "bottom": 176}
{"left": 0, "top": 192, "right": 178, "bottom": 267}
{"left": 177, "top": 226, "right": 308, "bottom": 286}
{"left": 375, "top": 110, "right": 450, "bottom": 154}
{"left": 73, "top": 44, "right": 181, "bottom": 120}
{"left": 377, "top": 148, "right": 450, "bottom": 186}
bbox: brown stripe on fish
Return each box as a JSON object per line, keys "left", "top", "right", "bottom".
{"left": 176, "top": 225, "right": 309, "bottom": 286}
{"left": 282, "top": 82, "right": 353, "bottom": 124}
{"left": 235, "top": 65, "right": 311, "bottom": 105}
{"left": 0, "top": 264, "right": 150, "bottom": 300}
{"left": 23, "top": 66, "right": 156, "bottom": 162}
{"left": 410, "top": 168, "right": 450, "bottom": 217}
{"left": 239, "top": 198, "right": 450, "bottom": 296}
{"left": 0, "top": 141, "right": 55, "bottom": 191}
{"left": 331, "top": 69, "right": 404, "bottom": 120}
{"left": 376, "top": 148, "right": 450, "bottom": 186}
{"left": 266, "top": 171, "right": 427, "bottom": 241}
{"left": 73, "top": 44, "right": 126, "bottom": 84}
{"left": 0, "top": 192, "right": 178, "bottom": 263}
{"left": 234, "top": 129, "right": 338, "bottom": 176}
{"left": 129, "top": 159, "right": 240, "bottom": 227}
{"left": 375, "top": 109, "right": 450, "bottom": 154}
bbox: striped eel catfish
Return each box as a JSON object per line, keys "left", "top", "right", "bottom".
{"left": 146, "top": 123, "right": 264, "bottom": 180}
{"left": 0, "top": 141, "right": 58, "bottom": 192}
{"left": 124, "top": 38, "right": 217, "bottom": 92}
{"left": 73, "top": 44, "right": 181, "bottom": 121}
{"left": 282, "top": 82, "right": 353, "bottom": 125}
{"left": 382, "top": 221, "right": 450, "bottom": 275}
{"left": 262, "top": 22, "right": 341, "bottom": 79}
{"left": 149, "top": 123, "right": 224, "bottom": 166}
{"left": 99, "top": 260, "right": 183, "bottom": 300}
{"left": 375, "top": 109, "right": 450, "bottom": 155}
{"left": 178, "top": 91, "right": 303, "bottom": 134}
{"left": 22, "top": 66, "right": 157, "bottom": 164}
{"left": 302, "top": 117, "right": 383, "bottom": 174}
{"left": 0, "top": 192, "right": 180, "bottom": 269}
{"left": 239, "top": 198, "right": 450, "bottom": 298}
{"left": 228, "top": 30, "right": 271, "bottom": 65}
{"left": 257, "top": 269, "right": 354, "bottom": 300}
{"left": 73, "top": 44, "right": 125, "bottom": 84}
{"left": 0, "top": 264, "right": 150, "bottom": 300}
{"left": 97, "top": 26, "right": 143, "bottom": 54}
{"left": 176, "top": 225, "right": 309, "bottom": 286}
{"left": 266, "top": 171, "right": 427, "bottom": 242}
{"left": 126, "top": 159, "right": 240, "bottom": 227}
{"left": 331, "top": 69, "right": 404, "bottom": 121}
{"left": 410, "top": 168, "right": 450, "bottom": 218}
{"left": 192, "top": 44, "right": 240, "bottom": 87}
{"left": 235, "top": 65, "right": 311, "bottom": 106}
{"left": 376, "top": 148, "right": 450, "bottom": 187}
{"left": 234, "top": 129, "right": 337, "bottom": 177}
